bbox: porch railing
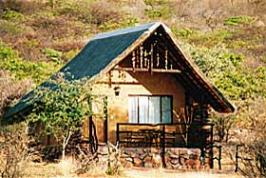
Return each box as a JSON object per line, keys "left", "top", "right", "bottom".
{"left": 116, "top": 122, "right": 213, "bottom": 148}
{"left": 116, "top": 122, "right": 214, "bottom": 168}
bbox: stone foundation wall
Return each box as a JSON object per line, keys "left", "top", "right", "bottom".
{"left": 119, "top": 147, "right": 210, "bottom": 170}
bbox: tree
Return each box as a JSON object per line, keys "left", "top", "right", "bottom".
{"left": 29, "top": 77, "right": 91, "bottom": 159}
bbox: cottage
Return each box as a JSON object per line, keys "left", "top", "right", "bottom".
{"left": 3, "top": 22, "right": 234, "bottom": 168}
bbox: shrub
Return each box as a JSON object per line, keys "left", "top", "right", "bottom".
{"left": 0, "top": 20, "right": 24, "bottom": 35}
{"left": 211, "top": 114, "right": 236, "bottom": 142}
{"left": 29, "top": 78, "right": 92, "bottom": 159}
{"left": 172, "top": 27, "right": 195, "bottom": 39}
{"left": 0, "top": 70, "right": 32, "bottom": 118}
{"left": 144, "top": 0, "right": 171, "bottom": 20}
{"left": 0, "top": 123, "right": 28, "bottom": 178}
{"left": 0, "top": 0, "right": 44, "bottom": 15}
{"left": 235, "top": 98, "right": 266, "bottom": 177}
{"left": 0, "top": 41, "right": 61, "bottom": 84}
{"left": 0, "top": 9, "right": 24, "bottom": 21}
{"left": 224, "top": 16, "right": 256, "bottom": 26}
{"left": 43, "top": 48, "right": 62, "bottom": 63}
{"left": 88, "top": 1, "right": 121, "bottom": 26}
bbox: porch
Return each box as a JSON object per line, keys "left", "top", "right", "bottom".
{"left": 117, "top": 122, "right": 214, "bottom": 168}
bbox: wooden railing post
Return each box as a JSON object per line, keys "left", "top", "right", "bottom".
{"left": 116, "top": 123, "right": 120, "bottom": 145}
{"left": 161, "top": 125, "right": 166, "bottom": 168}
{"left": 210, "top": 124, "right": 214, "bottom": 169}
{"left": 103, "top": 96, "right": 108, "bottom": 144}
{"left": 235, "top": 144, "right": 239, "bottom": 172}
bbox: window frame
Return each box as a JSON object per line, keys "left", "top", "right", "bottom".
{"left": 128, "top": 94, "right": 173, "bottom": 124}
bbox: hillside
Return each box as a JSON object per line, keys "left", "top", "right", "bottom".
{"left": 0, "top": 0, "right": 266, "bottom": 177}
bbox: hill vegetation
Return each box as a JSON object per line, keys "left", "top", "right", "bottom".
{"left": 0, "top": 0, "right": 266, "bottom": 177}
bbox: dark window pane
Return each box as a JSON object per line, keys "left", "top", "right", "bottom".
{"left": 162, "top": 96, "right": 171, "bottom": 123}
{"left": 148, "top": 97, "right": 160, "bottom": 124}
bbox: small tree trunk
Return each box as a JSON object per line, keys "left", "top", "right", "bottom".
{"left": 62, "top": 131, "right": 72, "bottom": 160}
{"left": 62, "top": 139, "right": 66, "bottom": 160}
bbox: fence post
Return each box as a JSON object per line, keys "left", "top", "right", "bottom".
{"left": 235, "top": 144, "right": 239, "bottom": 172}
{"left": 218, "top": 145, "right": 222, "bottom": 170}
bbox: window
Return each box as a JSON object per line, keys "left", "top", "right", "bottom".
{"left": 128, "top": 95, "right": 172, "bottom": 124}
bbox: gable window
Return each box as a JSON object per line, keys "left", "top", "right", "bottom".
{"left": 128, "top": 95, "right": 172, "bottom": 124}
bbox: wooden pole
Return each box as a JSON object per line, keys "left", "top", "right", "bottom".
{"left": 103, "top": 96, "right": 108, "bottom": 144}
{"left": 235, "top": 145, "right": 239, "bottom": 172}
{"left": 210, "top": 124, "right": 214, "bottom": 168}
{"left": 116, "top": 123, "right": 120, "bottom": 145}
{"left": 88, "top": 96, "right": 93, "bottom": 151}
{"left": 161, "top": 125, "right": 166, "bottom": 168}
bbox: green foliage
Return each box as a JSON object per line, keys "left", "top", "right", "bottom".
{"left": 62, "top": 49, "right": 79, "bottom": 61}
{"left": 0, "top": 20, "right": 24, "bottom": 35}
{"left": 0, "top": 41, "right": 60, "bottom": 84}
{"left": 29, "top": 79, "right": 92, "bottom": 158}
{"left": 224, "top": 16, "right": 256, "bottom": 26}
{"left": 43, "top": 48, "right": 62, "bottom": 63}
{"left": 99, "top": 16, "right": 139, "bottom": 32}
{"left": 181, "top": 42, "right": 266, "bottom": 100}
{"left": 29, "top": 80, "right": 89, "bottom": 135}
{"left": 0, "top": 41, "right": 17, "bottom": 59}
{"left": 172, "top": 27, "right": 195, "bottom": 39}
{"left": 186, "top": 29, "right": 232, "bottom": 47}
{"left": 144, "top": 0, "right": 171, "bottom": 19}
{"left": 144, "top": 0, "right": 168, "bottom": 7}
{"left": 1, "top": 9, "right": 24, "bottom": 21}
{"left": 144, "top": 5, "right": 171, "bottom": 19}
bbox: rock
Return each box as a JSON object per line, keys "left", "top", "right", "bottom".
{"left": 144, "top": 155, "right": 152, "bottom": 162}
{"left": 125, "top": 157, "right": 133, "bottom": 163}
{"left": 152, "top": 154, "right": 161, "bottom": 168}
{"left": 123, "top": 160, "right": 134, "bottom": 168}
{"left": 133, "top": 157, "right": 142, "bottom": 167}
{"left": 144, "top": 161, "right": 153, "bottom": 168}
{"left": 185, "top": 158, "right": 201, "bottom": 170}
{"left": 169, "top": 153, "right": 179, "bottom": 159}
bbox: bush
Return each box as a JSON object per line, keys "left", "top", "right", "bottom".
{"left": 0, "top": 70, "right": 32, "bottom": 118}
{"left": 88, "top": 1, "right": 121, "bottom": 26}
{"left": 43, "top": 48, "right": 62, "bottom": 63}
{"left": 0, "top": 9, "right": 24, "bottom": 22}
{"left": 144, "top": 0, "right": 171, "bottom": 20}
{"left": 224, "top": 16, "right": 256, "bottom": 26}
{"left": 235, "top": 98, "right": 266, "bottom": 177}
{"left": 0, "top": 123, "right": 28, "bottom": 178}
{"left": 0, "top": 0, "right": 44, "bottom": 15}
{"left": 0, "top": 20, "right": 24, "bottom": 35}
{"left": 0, "top": 41, "right": 60, "bottom": 84}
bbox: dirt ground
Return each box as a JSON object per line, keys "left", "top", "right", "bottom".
{"left": 122, "top": 168, "right": 243, "bottom": 178}
{"left": 24, "top": 162, "right": 244, "bottom": 178}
